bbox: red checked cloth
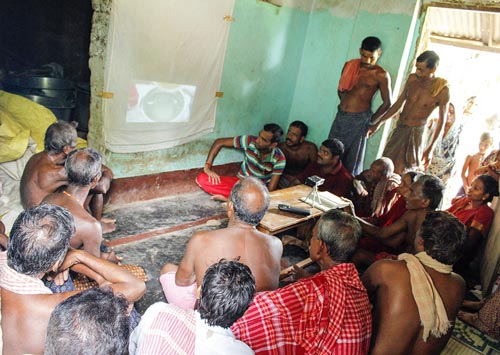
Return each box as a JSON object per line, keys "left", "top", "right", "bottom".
{"left": 0, "top": 251, "right": 51, "bottom": 295}
{"left": 231, "top": 263, "right": 372, "bottom": 355}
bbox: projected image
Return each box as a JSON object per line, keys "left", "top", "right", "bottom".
{"left": 126, "top": 81, "right": 196, "bottom": 123}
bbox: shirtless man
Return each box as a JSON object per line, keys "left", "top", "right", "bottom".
{"left": 354, "top": 174, "right": 443, "bottom": 259}
{"left": 0, "top": 204, "right": 145, "bottom": 355}
{"left": 160, "top": 176, "right": 283, "bottom": 310}
{"left": 20, "top": 121, "right": 116, "bottom": 232}
{"left": 362, "top": 211, "right": 467, "bottom": 355}
{"left": 20, "top": 121, "right": 77, "bottom": 209}
{"left": 329, "top": 36, "right": 392, "bottom": 176}
{"left": 368, "top": 50, "right": 450, "bottom": 173}
{"left": 42, "top": 148, "right": 120, "bottom": 262}
{"left": 278, "top": 121, "right": 318, "bottom": 188}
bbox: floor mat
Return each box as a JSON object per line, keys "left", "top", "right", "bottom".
{"left": 442, "top": 319, "right": 500, "bottom": 355}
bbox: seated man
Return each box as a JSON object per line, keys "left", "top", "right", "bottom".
{"left": 0, "top": 204, "right": 146, "bottom": 355}
{"left": 231, "top": 210, "right": 372, "bottom": 355}
{"left": 290, "top": 138, "right": 353, "bottom": 198}
{"left": 278, "top": 121, "right": 318, "bottom": 188}
{"left": 20, "top": 121, "right": 115, "bottom": 232}
{"left": 20, "top": 121, "right": 78, "bottom": 209}
{"left": 362, "top": 211, "right": 467, "bottom": 355}
{"left": 45, "top": 288, "right": 130, "bottom": 355}
{"left": 43, "top": 148, "right": 120, "bottom": 262}
{"left": 130, "top": 259, "right": 255, "bottom": 355}
{"left": 160, "top": 177, "right": 282, "bottom": 309}
{"left": 352, "top": 157, "right": 400, "bottom": 217}
{"left": 196, "top": 123, "right": 286, "bottom": 200}
{"left": 353, "top": 174, "right": 443, "bottom": 265}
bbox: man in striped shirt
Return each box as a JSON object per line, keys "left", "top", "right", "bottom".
{"left": 196, "top": 123, "right": 286, "bottom": 200}
{"left": 231, "top": 210, "right": 372, "bottom": 355}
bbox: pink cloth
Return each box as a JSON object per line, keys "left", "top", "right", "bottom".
{"left": 0, "top": 251, "right": 52, "bottom": 295}
{"left": 338, "top": 59, "right": 361, "bottom": 92}
{"left": 159, "top": 271, "right": 197, "bottom": 310}
{"left": 196, "top": 173, "right": 239, "bottom": 199}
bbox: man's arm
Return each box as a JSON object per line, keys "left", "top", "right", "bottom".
{"left": 370, "top": 70, "right": 392, "bottom": 122}
{"left": 461, "top": 155, "right": 472, "bottom": 191}
{"left": 357, "top": 212, "right": 408, "bottom": 239}
{"left": 175, "top": 232, "right": 201, "bottom": 286}
{"left": 367, "top": 76, "right": 411, "bottom": 138}
{"left": 203, "top": 137, "right": 235, "bottom": 184}
{"left": 422, "top": 87, "right": 450, "bottom": 169}
{"left": 61, "top": 249, "right": 146, "bottom": 303}
{"left": 92, "top": 164, "right": 113, "bottom": 194}
{"left": 267, "top": 174, "right": 281, "bottom": 191}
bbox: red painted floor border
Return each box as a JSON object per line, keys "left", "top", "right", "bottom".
{"left": 104, "top": 213, "right": 227, "bottom": 247}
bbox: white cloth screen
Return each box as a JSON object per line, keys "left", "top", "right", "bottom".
{"left": 103, "top": 0, "right": 234, "bottom": 153}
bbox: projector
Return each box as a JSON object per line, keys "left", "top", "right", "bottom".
{"left": 305, "top": 175, "right": 325, "bottom": 187}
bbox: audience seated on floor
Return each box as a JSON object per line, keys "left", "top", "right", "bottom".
{"left": 352, "top": 157, "right": 400, "bottom": 218}
{"left": 231, "top": 210, "right": 372, "bottom": 355}
{"left": 458, "top": 289, "right": 500, "bottom": 341}
{"left": 130, "top": 259, "right": 255, "bottom": 355}
{"left": 0, "top": 204, "right": 145, "bottom": 355}
{"left": 43, "top": 147, "right": 120, "bottom": 262}
{"left": 290, "top": 138, "right": 354, "bottom": 198}
{"left": 20, "top": 121, "right": 116, "bottom": 233}
{"left": 196, "top": 123, "right": 285, "bottom": 200}
{"left": 447, "top": 174, "right": 498, "bottom": 278}
{"left": 362, "top": 211, "right": 467, "bottom": 355}
{"left": 352, "top": 174, "right": 443, "bottom": 268}
{"left": 354, "top": 170, "right": 419, "bottom": 268}
{"left": 45, "top": 287, "right": 130, "bottom": 355}
{"left": 160, "top": 176, "right": 282, "bottom": 310}
{"left": 278, "top": 121, "right": 318, "bottom": 188}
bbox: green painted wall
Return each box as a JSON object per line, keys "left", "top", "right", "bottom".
{"left": 94, "top": 0, "right": 422, "bottom": 178}
{"left": 104, "top": 0, "right": 309, "bottom": 178}
{"left": 288, "top": 3, "right": 420, "bottom": 170}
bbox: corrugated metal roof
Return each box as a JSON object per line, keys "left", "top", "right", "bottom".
{"left": 427, "top": 7, "right": 500, "bottom": 47}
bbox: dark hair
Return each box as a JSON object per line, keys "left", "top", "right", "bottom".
{"left": 229, "top": 177, "right": 270, "bottom": 226}
{"left": 373, "top": 157, "right": 394, "bottom": 177}
{"left": 316, "top": 209, "right": 361, "bottom": 263}
{"left": 361, "top": 36, "right": 382, "bottom": 52}
{"left": 420, "top": 211, "right": 466, "bottom": 264}
{"left": 476, "top": 174, "right": 499, "bottom": 203}
{"left": 8, "top": 204, "right": 74, "bottom": 277}
{"left": 44, "top": 287, "right": 129, "bottom": 355}
{"left": 290, "top": 120, "right": 308, "bottom": 137}
{"left": 416, "top": 50, "right": 440, "bottom": 69}
{"left": 417, "top": 174, "right": 444, "bottom": 210}
{"left": 263, "top": 123, "right": 283, "bottom": 143}
{"left": 65, "top": 148, "right": 102, "bottom": 187}
{"left": 402, "top": 170, "right": 419, "bottom": 182}
{"left": 321, "top": 138, "right": 344, "bottom": 157}
{"left": 44, "top": 121, "right": 78, "bottom": 154}
{"left": 198, "top": 259, "right": 255, "bottom": 328}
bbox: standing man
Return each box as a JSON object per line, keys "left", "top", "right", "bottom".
{"left": 196, "top": 123, "right": 286, "bottom": 200}
{"left": 329, "top": 36, "right": 392, "bottom": 176}
{"left": 362, "top": 211, "right": 466, "bottom": 355}
{"left": 278, "top": 121, "right": 318, "bottom": 188}
{"left": 368, "top": 50, "right": 450, "bottom": 173}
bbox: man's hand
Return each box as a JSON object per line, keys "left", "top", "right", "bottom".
{"left": 46, "top": 269, "right": 69, "bottom": 286}
{"left": 366, "top": 124, "right": 378, "bottom": 138}
{"left": 290, "top": 264, "right": 312, "bottom": 281}
{"left": 59, "top": 248, "right": 82, "bottom": 271}
{"left": 204, "top": 165, "right": 221, "bottom": 184}
{"left": 421, "top": 148, "right": 433, "bottom": 170}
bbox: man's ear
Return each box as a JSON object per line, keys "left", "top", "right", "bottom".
{"left": 422, "top": 198, "right": 431, "bottom": 209}
{"left": 299, "top": 136, "right": 305, "bottom": 144}
{"left": 63, "top": 145, "right": 73, "bottom": 155}
{"left": 90, "top": 174, "right": 100, "bottom": 188}
{"left": 227, "top": 201, "right": 234, "bottom": 217}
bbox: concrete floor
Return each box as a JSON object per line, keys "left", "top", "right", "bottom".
{"left": 102, "top": 190, "right": 313, "bottom": 314}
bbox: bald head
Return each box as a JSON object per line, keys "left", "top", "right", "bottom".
{"left": 229, "top": 177, "right": 270, "bottom": 226}
{"left": 373, "top": 157, "right": 394, "bottom": 177}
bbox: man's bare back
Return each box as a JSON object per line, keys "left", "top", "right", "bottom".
{"left": 363, "top": 259, "right": 464, "bottom": 355}
{"left": 43, "top": 193, "right": 102, "bottom": 257}
{"left": 180, "top": 225, "right": 283, "bottom": 291}
{"left": 340, "top": 64, "right": 390, "bottom": 113}
{"left": 20, "top": 151, "right": 67, "bottom": 209}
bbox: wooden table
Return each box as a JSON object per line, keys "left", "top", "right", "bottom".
{"left": 257, "top": 185, "right": 323, "bottom": 235}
